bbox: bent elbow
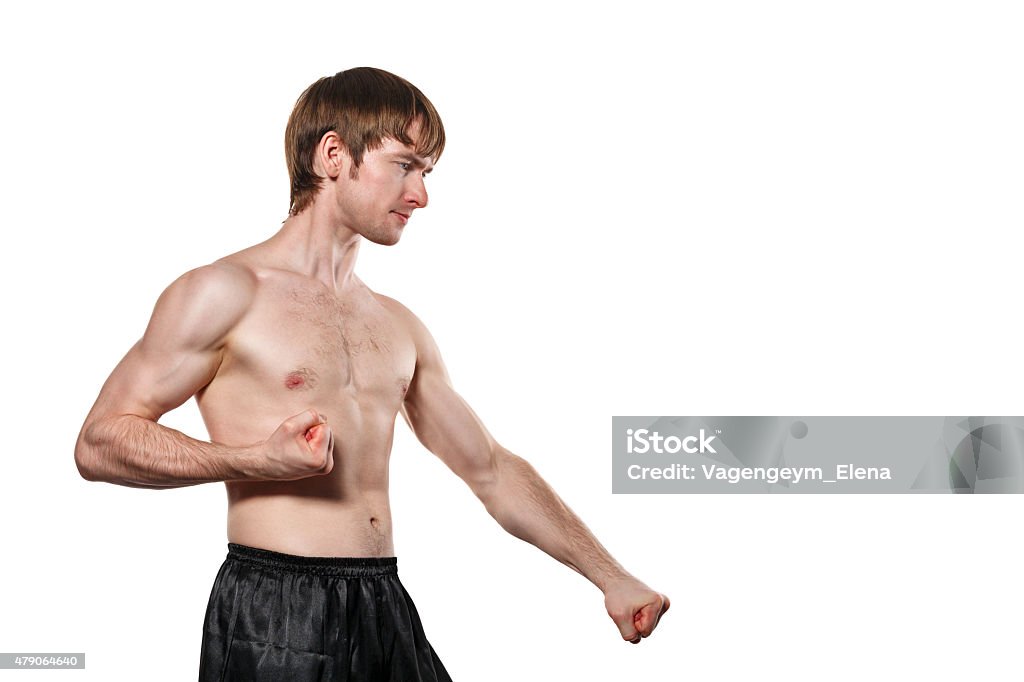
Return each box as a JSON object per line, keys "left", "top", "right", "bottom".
{"left": 74, "top": 438, "right": 98, "bottom": 481}
{"left": 472, "top": 447, "right": 529, "bottom": 511}
{"left": 471, "top": 471, "right": 499, "bottom": 508}
{"left": 74, "top": 423, "right": 105, "bottom": 482}
{"left": 74, "top": 444, "right": 99, "bottom": 481}
{"left": 465, "top": 449, "right": 503, "bottom": 506}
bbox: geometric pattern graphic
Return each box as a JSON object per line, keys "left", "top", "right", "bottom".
{"left": 912, "top": 417, "right": 1024, "bottom": 493}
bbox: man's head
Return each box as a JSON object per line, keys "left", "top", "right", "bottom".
{"left": 285, "top": 67, "right": 445, "bottom": 218}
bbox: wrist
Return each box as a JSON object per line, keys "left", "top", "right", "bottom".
{"left": 230, "top": 441, "right": 267, "bottom": 481}
{"left": 596, "top": 568, "right": 636, "bottom": 595}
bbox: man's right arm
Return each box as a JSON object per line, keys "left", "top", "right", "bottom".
{"left": 74, "top": 263, "right": 334, "bottom": 488}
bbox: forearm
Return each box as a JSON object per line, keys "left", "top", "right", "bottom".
{"left": 75, "top": 414, "right": 260, "bottom": 488}
{"left": 477, "top": 448, "right": 632, "bottom": 593}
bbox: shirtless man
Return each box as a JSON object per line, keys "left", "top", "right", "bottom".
{"left": 75, "top": 67, "right": 669, "bottom": 680}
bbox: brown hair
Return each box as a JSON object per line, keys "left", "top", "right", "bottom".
{"left": 284, "top": 67, "right": 446, "bottom": 216}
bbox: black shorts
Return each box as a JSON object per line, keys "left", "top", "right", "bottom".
{"left": 200, "top": 543, "right": 452, "bottom": 681}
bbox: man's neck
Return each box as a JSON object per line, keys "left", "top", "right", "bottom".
{"left": 272, "top": 203, "right": 362, "bottom": 293}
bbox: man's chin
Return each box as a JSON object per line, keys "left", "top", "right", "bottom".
{"left": 365, "top": 230, "right": 403, "bottom": 247}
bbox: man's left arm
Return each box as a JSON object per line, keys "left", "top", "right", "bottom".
{"left": 393, "top": 302, "right": 669, "bottom": 643}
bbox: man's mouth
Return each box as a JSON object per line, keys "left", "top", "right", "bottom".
{"left": 391, "top": 211, "right": 410, "bottom": 225}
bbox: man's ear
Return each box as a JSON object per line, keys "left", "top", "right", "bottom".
{"left": 313, "top": 130, "right": 349, "bottom": 180}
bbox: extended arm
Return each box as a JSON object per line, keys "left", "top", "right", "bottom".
{"left": 75, "top": 263, "right": 333, "bottom": 488}
{"left": 394, "top": 302, "right": 669, "bottom": 642}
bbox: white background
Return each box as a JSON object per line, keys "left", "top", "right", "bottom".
{"left": 1, "top": 1, "right": 1022, "bottom": 680}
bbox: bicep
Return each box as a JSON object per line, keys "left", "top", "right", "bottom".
{"left": 88, "top": 336, "right": 221, "bottom": 423}
{"left": 402, "top": 369, "right": 497, "bottom": 484}
{"left": 396, "top": 307, "right": 499, "bottom": 489}
{"left": 84, "top": 264, "right": 252, "bottom": 424}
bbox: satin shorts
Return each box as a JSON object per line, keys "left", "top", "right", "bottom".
{"left": 199, "top": 543, "right": 452, "bottom": 681}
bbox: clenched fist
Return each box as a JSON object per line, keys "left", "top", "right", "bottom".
{"left": 604, "top": 577, "right": 670, "bottom": 644}
{"left": 256, "top": 409, "right": 335, "bottom": 480}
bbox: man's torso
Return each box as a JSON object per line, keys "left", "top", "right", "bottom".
{"left": 196, "top": 247, "right": 416, "bottom": 557}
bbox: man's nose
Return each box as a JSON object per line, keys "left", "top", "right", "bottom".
{"left": 404, "top": 175, "right": 428, "bottom": 209}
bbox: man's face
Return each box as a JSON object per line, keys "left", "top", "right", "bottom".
{"left": 334, "top": 119, "right": 434, "bottom": 246}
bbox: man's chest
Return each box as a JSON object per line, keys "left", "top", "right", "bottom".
{"left": 224, "top": 281, "right": 416, "bottom": 408}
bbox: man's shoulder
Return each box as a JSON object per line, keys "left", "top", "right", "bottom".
{"left": 371, "top": 290, "right": 410, "bottom": 316}
{"left": 370, "top": 291, "right": 426, "bottom": 332}
{"left": 168, "top": 259, "right": 259, "bottom": 307}
{"left": 149, "top": 260, "right": 259, "bottom": 345}
{"left": 368, "top": 291, "right": 440, "bottom": 357}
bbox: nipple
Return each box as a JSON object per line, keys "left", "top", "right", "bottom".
{"left": 284, "top": 368, "right": 316, "bottom": 390}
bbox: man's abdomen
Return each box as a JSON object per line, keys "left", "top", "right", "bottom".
{"left": 225, "top": 484, "right": 394, "bottom": 557}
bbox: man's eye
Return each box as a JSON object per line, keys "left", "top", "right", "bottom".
{"left": 398, "top": 162, "right": 411, "bottom": 171}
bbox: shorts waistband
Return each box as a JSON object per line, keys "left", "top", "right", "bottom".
{"left": 226, "top": 543, "right": 398, "bottom": 577}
